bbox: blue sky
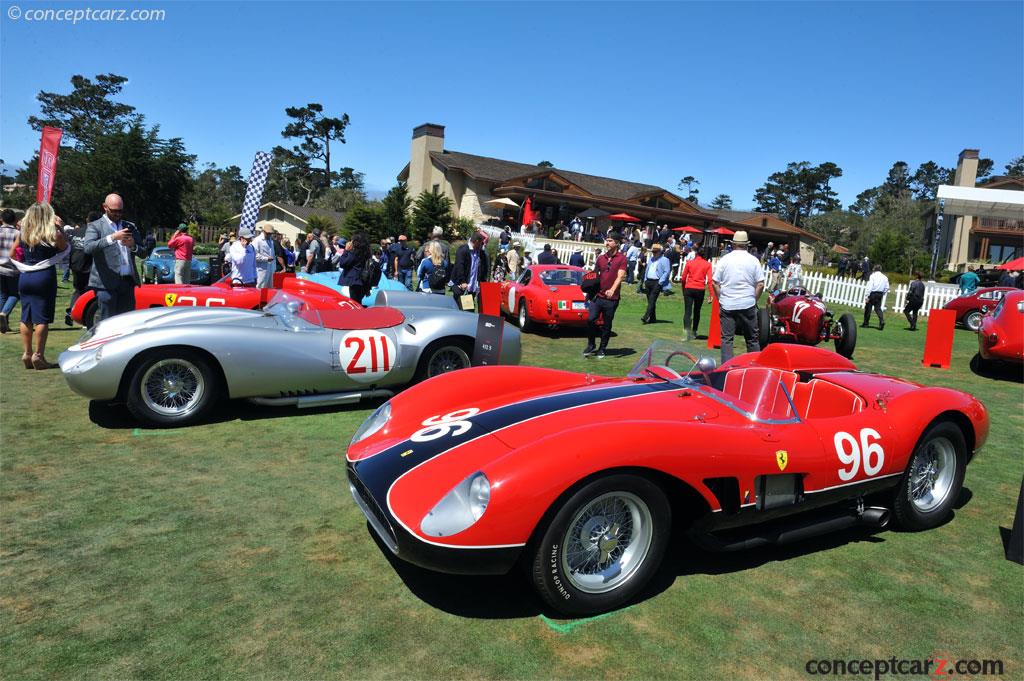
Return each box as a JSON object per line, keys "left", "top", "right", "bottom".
{"left": 2, "top": 1, "right": 1021, "bottom": 209}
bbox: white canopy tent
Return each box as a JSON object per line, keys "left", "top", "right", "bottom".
{"left": 936, "top": 184, "right": 1024, "bottom": 220}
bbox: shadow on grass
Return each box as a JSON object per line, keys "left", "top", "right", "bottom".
{"left": 362, "top": 493, "right": 978, "bottom": 620}
{"left": 88, "top": 395, "right": 391, "bottom": 430}
{"left": 969, "top": 353, "right": 1024, "bottom": 383}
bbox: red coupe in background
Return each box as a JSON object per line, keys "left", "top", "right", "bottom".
{"left": 942, "top": 287, "right": 1016, "bottom": 331}
{"left": 70, "top": 272, "right": 358, "bottom": 327}
{"left": 499, "top": 265, "right": 589, "bottom": 331}
{"left": 976, "top": 289, "right": 1023, "bottom": 370}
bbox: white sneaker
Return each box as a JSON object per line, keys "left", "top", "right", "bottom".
{"left": 681, "top": 330, "right": 689, "bottom": 341}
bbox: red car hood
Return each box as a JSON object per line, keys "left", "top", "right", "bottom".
{"left": 347, "top": 366, "right": 628, "bottom": 461}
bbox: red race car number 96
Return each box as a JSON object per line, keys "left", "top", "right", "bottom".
{"left": 339, "top": 330, "right": 396, "bottom": 383}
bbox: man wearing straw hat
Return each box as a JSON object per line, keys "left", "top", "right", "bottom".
{"left": 711, "top": 230, "right": 764, "bottom": 363}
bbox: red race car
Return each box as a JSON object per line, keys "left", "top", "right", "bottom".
{"left": 70, "top": 272, "right": 357, "bottom": 327}
{"left": 943, "top": 287, "right": 1017, "bottom": 332}
{"left": 758, "top": 288, "right": 857, "bottom": 359}
{"left": 976, "top": 289, "right": 1023, "bottom": 370}
{"left": 499, "top": 265, "right": 589, "bottom": 331}
{"left": 346, "top": 341, "right": 987, "bottom": 615}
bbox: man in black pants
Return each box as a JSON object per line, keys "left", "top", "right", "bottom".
{"left": 641, "top": 243, "right": 670, "bottom": 324}
{"left": 584, "top": 233, "right": 627, "bottom": 359}
{"left": 904, "top": 271, "right": 925, "bottom": 330}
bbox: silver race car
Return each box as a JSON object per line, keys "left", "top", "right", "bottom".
{"left": 59, "top": 290, "right": 521, "bottom": 426}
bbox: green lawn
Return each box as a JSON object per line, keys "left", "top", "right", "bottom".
{"left": 2, "top": 283, "right": 1022, "bottom": 680}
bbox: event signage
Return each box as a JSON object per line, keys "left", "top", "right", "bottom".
{"left": 36, "top": 126, "right": 63, "bottom": 203}
{"left": 238, "top": 151, "right": 272, "bottom": 233}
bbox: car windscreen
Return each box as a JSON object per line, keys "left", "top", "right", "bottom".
{"left": 264, "top": 291, "right": 325, "bottom": 332}
{"left": 539, "top": 269, "right": 583, "bottom": 286}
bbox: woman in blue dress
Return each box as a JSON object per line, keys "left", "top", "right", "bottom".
{"left": 12, "top": 203, "right": 66, "bottom": 369}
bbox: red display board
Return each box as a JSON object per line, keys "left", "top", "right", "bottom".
{"left": 478, "top": 282, "right": 501, "bottom": 317}
{"left": 707, "top": 296, "right": 721, "bottom": 349}
{"left": 921, "top": 308, "right": 956, "bottom": 369}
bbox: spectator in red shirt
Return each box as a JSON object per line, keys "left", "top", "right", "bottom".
{"left": 584, "top": 233, "right": 627, "bottom": 359}
{"left": 167, "top": 223, "right": 195, "bottom": 284}
{"left": 680, "top": 246, "right": 712, "bottom": 341}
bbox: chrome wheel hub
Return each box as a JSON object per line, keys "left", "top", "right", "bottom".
{"left": 141, "top": 359, "right": 205, "bottom": 417}
{"left": 909, "top": 437, "right": 956, "bottom": 512}
{"left": 562, "top": 491, "right": 653, "bottom": 594}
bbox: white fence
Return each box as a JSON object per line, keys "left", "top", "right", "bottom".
{"left": 768, "top": 270, "right": 959, "bottom": 315}
{"left": 479, "top": 224, "right": 961, "bottom": 316}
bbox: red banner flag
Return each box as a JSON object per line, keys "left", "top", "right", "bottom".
{"left": 521, "top": 197, "right": 536, "bottom": 226}
{"left": 36, "top": 127, "right": 63, "bottom": 203}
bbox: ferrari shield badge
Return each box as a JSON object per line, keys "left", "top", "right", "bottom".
{"left": 164, "top": 293, "right": 177, "bottom": 306}
{"left": 775, "top": 450, "right": 788, "bottom": 471}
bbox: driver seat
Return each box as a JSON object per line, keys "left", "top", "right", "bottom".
{"left": 721, "top": 367, "right": 798, "bottom": 418}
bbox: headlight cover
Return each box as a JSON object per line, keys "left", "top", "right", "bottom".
{"left": 351, "top": 401, "right": 391, "bottom": 445}
{"left": 420, "top": 472, "right": 490, "bottom": 537}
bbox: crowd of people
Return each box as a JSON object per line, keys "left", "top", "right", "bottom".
{"left": 2, "top": 194, "right": 1022, "bottom": 372}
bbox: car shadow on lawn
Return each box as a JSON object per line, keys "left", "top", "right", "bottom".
{"left": 969, "top": 354, "right": 1024, "bottom": 383}
{"left": 364, "top": 489, "right": 975, "bottom": 620}
{"left": 88, "top": 395, "right": 391, "bottom": 430}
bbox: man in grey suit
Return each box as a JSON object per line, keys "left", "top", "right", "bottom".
{"left": 83, "top": 193, "right": 148, "bottom": 324}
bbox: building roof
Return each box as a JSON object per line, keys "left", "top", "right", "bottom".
{"left": 429, "top": 150, "right": 667, "bottom": 201}
{"left": 936, "top": 184, "right": 1024, "bottom": 220}
{"left": 708, "top": 208, "right": 824, "bottom": 241}
{"left": 229, "top": 201, "right": 346, "bottom": 227}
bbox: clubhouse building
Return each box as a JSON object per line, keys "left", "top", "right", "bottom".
{"left": 397, "top": 123, "right": 822, "bottom": 262}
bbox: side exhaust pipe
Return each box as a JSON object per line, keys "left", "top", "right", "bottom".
{"left": 692, "top": 503, "right": 892, "bottom": 552}
{"left": 249, "top": 389, "right": 394, "bottom": 409}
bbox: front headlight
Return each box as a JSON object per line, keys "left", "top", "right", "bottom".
{"left": 420, "top": 472, "right": 490, "bottom": 537}
{"left": 159, "top": 266, "right": 170, "bottom": 275}
{"left": 351, "top": 401, "right": 391, "bottom": 445}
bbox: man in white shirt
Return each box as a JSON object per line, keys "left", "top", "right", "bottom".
{"left": 862, "top": 265, "right": 890, "bottom": 330}
{"left": 252, "top": 223, "right": 277, "bottom": 289}
{"left": 229, "top": 229, "right": 257, "bottom": 286}
{"left": 711, "top": 231, "right": 765, "bottom": 363}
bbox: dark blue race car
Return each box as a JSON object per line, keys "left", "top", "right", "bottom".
{"left": 142, "top": 247, "right": 211, "bottom": 284}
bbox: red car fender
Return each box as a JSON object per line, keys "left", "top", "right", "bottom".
{"left": 70, "top": 289, "right": 97, "bottom": 323}
{"left": 978, "top": 290, "right": 1023, "bottom": 363}
{"left": 881, "top": 387, "right": 990, "bottom": 456}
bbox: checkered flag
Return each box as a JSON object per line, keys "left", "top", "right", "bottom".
{"left": 239, "top": 151, "right": 272, "bottom": 233}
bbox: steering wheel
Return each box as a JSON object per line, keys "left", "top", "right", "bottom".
{"left": 665, "top": 350, "right": 698, "bottom": 368}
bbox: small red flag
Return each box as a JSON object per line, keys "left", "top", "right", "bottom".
{"left": 36, "top": 127, "right": 63, "bottom": 203}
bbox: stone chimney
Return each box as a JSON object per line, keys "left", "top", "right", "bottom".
{"left": 953, "top": 148, "right": 979, "bottom": 187}
{"left": 408, "top": 124, "right": 445, "bottom": 199}
{"left": 947, "top": 148, "right": 979, "bottom": 269}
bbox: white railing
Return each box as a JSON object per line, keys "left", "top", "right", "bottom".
{"left": 768, "top": 269, "right": 959, "bottom": 315}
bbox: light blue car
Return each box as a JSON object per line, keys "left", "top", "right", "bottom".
{"left": 297, "top": 270, "right": 409, "bottom": 306}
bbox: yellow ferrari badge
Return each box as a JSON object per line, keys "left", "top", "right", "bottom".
{"left": 775, "top": 450, "right": 788, "bottom": 471}
{"left": 164, "top": 293, "right": 178, "bottom": 306}
{"left": 399, "top": 449, "right": 413, "bottom": 458}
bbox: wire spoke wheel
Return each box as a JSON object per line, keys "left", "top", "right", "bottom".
{"left": 965, "top": 311, "right": 983, "bottom": 332}
{"left": 909, "top": 437, "right": 956, "bottom": 512}
{"left": 427, "top": 345, "right": 471, "bottom": 378}
{"left": 560, "top": 491, "right": 653, "bottom": 594}
{"left": 140, "top": 358, "right": 206, "bottom": 418}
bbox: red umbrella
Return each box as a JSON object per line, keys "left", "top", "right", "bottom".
{"left": 672, "top": 225, "right": 703, "bottom": 233}
{"left": 608, "top": 213, "right": 639, "bottom": 221}
{"left": 709, "top": 226, "right": 735, "bottom": 236}
{"left": 997, "top": 256, "right": 1024, "bottom": 270}
{"left": 521, "top": 197, "right": 537, "bottom": 226}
